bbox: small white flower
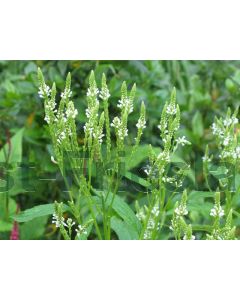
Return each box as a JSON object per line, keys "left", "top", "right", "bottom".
{"left": 76, "top": 225, "right": 87, "bottom": 237}
{"left": 117, "top": 97, "right": 133, "bottom": 114}
{"left": 52, "top": 213, "right": 67, "bottom": 228}
{"left": 93, "top": 130, "right": 105, "bottom": 144}
{"left": 210, "top": 205, "right": 224, "bottom": 218}
{"left": 144, "top": 165, "right": 151, "bottom": 176}
{"left": 166, "top": 103, "right": 177, "bottom": 115}
{"left": 85, "top": 108, "right": 91, "bottom": 118}
{"left": 111, "top": 117, "right": 121, "bottom": 129}
{"left": 111, "top": 117, "right": 128, "bottom": 140}
{"left": 136, "top": 118, "right": 146, "bottom": 130}
{"left": 235, "top": 146, "right": 240, "bottom": 158}
{"left": 183, "top": 234, "right": 195, "bottom": 240}
{"left": 44, "top": 115, "right": 50, "bottom": 124}
{"left": 157, "top": 151, "right": 170, "bottom": 163}
{"left": 176, "top": 136, "right": 191, "bottom": 146}
{"left": 162, "top": 176, "right": 175, "bottom": 183}
{"left": 175, "top": 205, "right": 188, "bottom": 216}
{"left": 202, "top": 155, "right": 211, "bottom": 163}
{"left": 143, "top": 231, "right": 151, "bottom": 240}
{"left": 66, "top": 102, "right": 78, "bottom": 119}
{"left": 147, "top": 218, "right": 155, "bottom": 230}
{"left": 38, "top": 84, "right": 51, "bottom": 98}
{"left": 211, "top": 123, "right": 223, "bottom": 137}
{"left": 61, "top": 88, "right": 72, "bottom": 99}
{"left": 232, "top": 117, "right": 238, "bottom": 124}
{"left": 67, "top": 218, "right": 75, "bottom": 227}
{"left": 87, "top": 87, "right": 99, "bottom": 97}
{"left": 223, "top": 118, "right": 232, "bottom": 127}
{"left": 223, "top": 116, "right": 238, "bottom": 127}
{"left": 152, "top": 206, "right": 159, "bottom": 217}
{"left": 223, "top": 135, "right": 230, "bottom": 146}
{"left": 136, "top": 211, "right": 145, "bottom": 221}
{"left": 99, "top": 88, "right": 110, "bottom": 100}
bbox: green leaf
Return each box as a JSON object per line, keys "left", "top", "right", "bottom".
{"left": 75, "top": 222, "right": 93, "bottom": 240}
{"left": 124, "top": 171, "right": 151, "bottom": 188}
{"left": 111, "top": 216, "right": 139, "bottom": 240}
{"left": 0, "top": 128, "right": 24, "bottom": 163}
{"left": 94, "top": 191, "right": 141, "bottom": 237}
{"left": 188, "top": 191, "right": 215, "bottom": 202}
{"left": 192, "top": 224, "right": 212, "bottom": 233}
{"left": 111, "top": 194, "right": 141, "bottom": 235}
{"left": 20, "top": 216, "right": 48, "bottom": 239}
{"left": 192, "top": 111, "right": 203, "bottom": 138}
{"left": 12, "top": 203, "right": 70, "bottom": 223}
{"left": 126, "top": 145, "right": 150, "bottom": 170}
{"left": 0, "top": 220, "right": 13, "bottom": 232}
{"left": 188, "top": 191, "right": 214, "bottom": 215}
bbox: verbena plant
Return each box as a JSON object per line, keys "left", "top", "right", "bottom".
{"left": 19, "top": 68, "right": 238, "bottom": 240}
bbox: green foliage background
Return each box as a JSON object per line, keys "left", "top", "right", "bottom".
{"left": 1, "top": 60, "right": 240, "bottom": 239}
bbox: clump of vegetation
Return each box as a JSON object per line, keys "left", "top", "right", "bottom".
{"left": 14, "top": 68, "right": 236, "bottom": 240}
{"left": 1, "top": 61, "right": 240, "bottom": 240}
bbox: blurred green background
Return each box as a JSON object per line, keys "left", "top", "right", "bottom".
{"left": 1, "top": 60, "right": 240, "bottom": 239}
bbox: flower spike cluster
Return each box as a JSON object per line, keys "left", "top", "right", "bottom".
{"left": 211, "top": 107, "right": 239, "bottom": 163}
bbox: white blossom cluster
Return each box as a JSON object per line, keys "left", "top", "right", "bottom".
{"left": 176, "top": 136, "right": 191, "bottom": 146}
{"left": 202, "top": 155, "right": 211, "bottom": 163}
{"left": 207, "top": 229, "right": 223, "bottom": 240}
{"left": 157, "top": 151, "right": 170, "bottom": 163}
{"left": 211, "top": 114, "right": 239, "bottom": 161}
{"left": 183, "top": 234, "right": 195, "bottom": 240}
{"left": 136, "top": 204, "right": 160, "bottom": 240}
{"left": 170, "top": 197, "right": 189, "bottom": 233}
{"left": 52, "top": 213, "right": 66, "bottom": 228}
{"left": 87, "top": 87, "right": 99, "bottom": 98}
{"left": 67, "top": 218, "right": 76, "bottom": 228}
{"left": 39, "top": 79, "right": 78, "bottom": 147}
{"left": 145, "top": 206, "right": 160, "bottom": 240}
{"left": 223, "top": 116, "right": 238, "bottom": 127}
{"left": 38, "top": 83, "right": 51, "bottom": 98}
{"left": 210, "top": 204, "right": 224, "bottom": 218}
{"left": 84, "top": 79, "right": 100, "bottom": 142}
{"left": 84, "top": 107, "right": 98, "bottom": 137}
{"left": 65, "top": 101, "right": 78, "bottom": 119}
{"left": 111, "top": 117, "right": 128, "bottom": 140}
{"left": 75, "top": 224, "right": 87, "bottom": 238}
{"left": 117, "top": 96, "right": 133, "bottom": 114}
{"left": 61, "top": 87, "right": 73, "bottom": 99}
{"left": 219, "top": 147, "right": 240, "bottom": 160}
{"left": 93, "top": 128, "right": 104, "bottom": 144}
{"left": 57, "top": 131, "right": 67, "bottom": 144}
{"left": 99, "top": 86, "right": 110, "bottom": 100}
{"left": 166, "top": 103, "right": 177, "bottom": 115}
{"left": 174, "top": 203, "right": 188, "bottom": 217}
{"left": 136, "top": 117, "right": 146, "bottom": 130}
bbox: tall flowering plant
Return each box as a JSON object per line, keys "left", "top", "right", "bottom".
{"left": 36, "top": 69, "right": 237, "bottom": 240}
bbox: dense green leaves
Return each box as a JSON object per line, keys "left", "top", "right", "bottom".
{"left": 1, "top": 60, "right": 240, "bottom": 239}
